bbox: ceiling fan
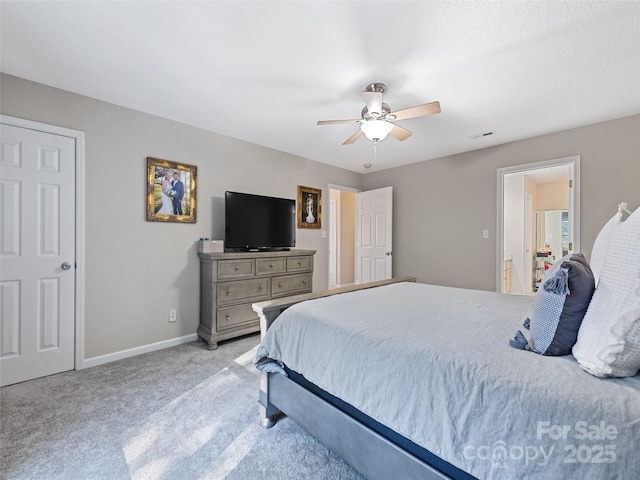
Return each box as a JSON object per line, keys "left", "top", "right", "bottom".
{"left": 317, "top": 83, "right": 441, "bottom": 145}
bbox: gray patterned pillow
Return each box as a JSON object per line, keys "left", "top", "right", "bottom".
{"left": 510, "top": 253, "right": 595, "bottom": 355}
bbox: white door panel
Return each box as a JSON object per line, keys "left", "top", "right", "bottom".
{"left": 360, "top": 257, "right": 371, "bottom": 284}
{"left": 376, "top": 258, "right": 387, "bottom": 280}
{"left": 1, "top": 124, "right": 76, "bottom": 386}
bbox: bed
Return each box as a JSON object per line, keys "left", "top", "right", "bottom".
{"left": 253, "top": 274, "right": 640, "bottom": 480}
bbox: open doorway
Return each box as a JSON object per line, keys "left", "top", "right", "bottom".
{"left": 328, "top": 184, "right": 394, "bottom": 289}
{"left": 497, "top": 156, "right": 581, "bottom": 294}
{"left": 328, "top": 185, "right": 358, "bottom": 289}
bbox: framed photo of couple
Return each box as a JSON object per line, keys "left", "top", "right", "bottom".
{"left": 146, "top": 157, "right": 197, "bottom": 223}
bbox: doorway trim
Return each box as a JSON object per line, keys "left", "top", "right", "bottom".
{"left": 327, "top": 184, "right": 361, "bottom": 290}
{"left": 1, "top": 115, "right": 86, "bottom": 369}
{"left": 496, "top": 155, "right": 581, "bottom": 293}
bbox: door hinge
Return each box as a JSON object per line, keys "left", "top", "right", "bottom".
{"left": 569, "top": 179, "right": 573, "bottom": 188}
{"left": 569, "top": 242, "right": 573, "bottom": 251}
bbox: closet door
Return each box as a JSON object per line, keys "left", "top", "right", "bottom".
{"left": 1, "top": 123, "right": 76, "bottom": 386}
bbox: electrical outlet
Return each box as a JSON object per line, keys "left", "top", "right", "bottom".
{"left": 169, "top": 309, "right": 177, "bottom": 323}
{"left": 483, "top": 229, "right": 489, "bottom": 239}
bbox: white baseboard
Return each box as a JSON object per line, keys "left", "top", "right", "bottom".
{"left": 80, "top": 333, "right": 199, "bottom": 369}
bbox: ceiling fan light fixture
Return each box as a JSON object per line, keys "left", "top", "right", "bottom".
{"left": 360, "top": 120, "right": 393, "bottom": 142}
{"left": 317, "top": 83, "right": 440, "bottom": 145}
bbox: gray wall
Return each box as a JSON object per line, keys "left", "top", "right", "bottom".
{"left": 0, "top": 74, "right": 363, "bottom": 359}
{"left": 363, "top": 114, "right": 640, "bottom": 290}
{"left": 3, "top": 72, "right": 638, "bottom": 360}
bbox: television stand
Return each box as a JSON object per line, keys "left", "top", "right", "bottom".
{"left": 197, "top": 249, "right": 316, "bottom": 349}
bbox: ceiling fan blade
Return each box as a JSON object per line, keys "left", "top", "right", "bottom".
{"left": 317, "top": 118, "right": 361, "bottom": 125}
{"left": 391, "top": 101, "right": 441, "bottom": 121}
{"left": 362, "top": 91, "right": 383, "bottom": 116}
{"left": 342, "top": 130, "right": 364, "bottom": 145}
{"left": 389, "top": 124, "right": 412, "bottom": 141}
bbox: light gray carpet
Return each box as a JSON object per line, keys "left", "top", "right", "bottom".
{"left": 0, "top": 334, "right": 365, "bottom": 480}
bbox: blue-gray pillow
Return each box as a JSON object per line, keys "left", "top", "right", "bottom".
{"left": 510, "top": 253, "right": 595, "bottom": 356}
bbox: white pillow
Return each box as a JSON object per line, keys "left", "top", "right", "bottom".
{"left": 589, "top": 202, "right": 631, "bottom": 287}
{"left": 573, "top": 207, "right": 640, "bottom": 377}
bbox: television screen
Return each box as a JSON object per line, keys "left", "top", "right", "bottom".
{"left": 224, "top": 191, "right": 296, "bottom": 251}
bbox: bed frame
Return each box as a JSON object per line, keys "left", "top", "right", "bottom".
{"left": 253, "top": 277, "right": 456, "bottom": 480}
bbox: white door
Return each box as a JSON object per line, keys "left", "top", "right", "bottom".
{"left": 1, "top": 124, "right": 76, "bottom": 386}
{"left": 524, "top": 193, "right": 533, "bottom": 293}
{"left": 355, "top": 186, "right": 392, "bottom": 284}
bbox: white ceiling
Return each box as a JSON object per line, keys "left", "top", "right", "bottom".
{"left": 1, "top": 1, "right": 639, "bottom": 174}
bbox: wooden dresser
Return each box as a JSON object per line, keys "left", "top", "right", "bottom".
{"left": 198, "top": 249, "right": 315, "bottom": 349}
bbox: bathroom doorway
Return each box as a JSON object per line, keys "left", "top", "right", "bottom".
{"left": 497, "top": 156, "right": 581, "bottom": 294}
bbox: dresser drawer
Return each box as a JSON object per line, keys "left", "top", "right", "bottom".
{"left": 272, "top": 273, "right": 312, "bottom": 297}
{"left": 256, "top": 257, "right": 286, "bottom": 276}
{"left": 217, "top": 304, "right": 258, "bottom": 331}
{"left": 217, "top": 278, "right": 270, "bottom": 305}
{"left": 287, "top": 256, "right": 312, "bottom": 272}
{"left": 217, "top": 259, "right": 255, "bottom": 280}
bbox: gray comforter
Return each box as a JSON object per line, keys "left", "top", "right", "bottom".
{"left": 255, "top": 282, "right": 640, "bottom": 479}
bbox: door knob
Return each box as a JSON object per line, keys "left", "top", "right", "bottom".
{"left": 61, "top": 262, "right": 72, "bottom": 270}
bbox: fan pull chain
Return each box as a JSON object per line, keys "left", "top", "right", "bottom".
{"left": 373, "top": 140, "right": 377, "bottom": 161}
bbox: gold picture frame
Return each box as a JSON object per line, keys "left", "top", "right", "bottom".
{"left": 297, "top": 185, "right": 321, "bottom": 229}
{"left": 146, "top": 157, "right": 197, "bottom": 223}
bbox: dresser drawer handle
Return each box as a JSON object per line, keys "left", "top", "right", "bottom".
{"left": 269, "top": 263, "right": 273, "bottom": 268}
{"left": 302, "top": 279, "right": 307, "bottom": 285}
{"left": 234, "top": 265, "right": 240, "bottom": 271}
{"left": 259, "top": 286, "right": 263, "bottom": 291}
{"left": 226, "top": 290, "right": 231, "bottom": 296}
{"left": 297, "top": 261, "right": 302, "bottom": 266}
{"left": 226, "top": 314, "right": 231, "bottom": 320}
{"left": 278, "top": 283, "right": 282, "bottom": 288}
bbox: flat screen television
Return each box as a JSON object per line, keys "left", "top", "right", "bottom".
{"left": 224, "top": 191, "right": 296, "bottom": 251}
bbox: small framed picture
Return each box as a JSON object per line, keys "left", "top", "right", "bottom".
{"left": 297, "top": 185, "right": 321, "bottom": 229}
{"left": 146, "top": 157, "right": 197, "bottom": 223}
